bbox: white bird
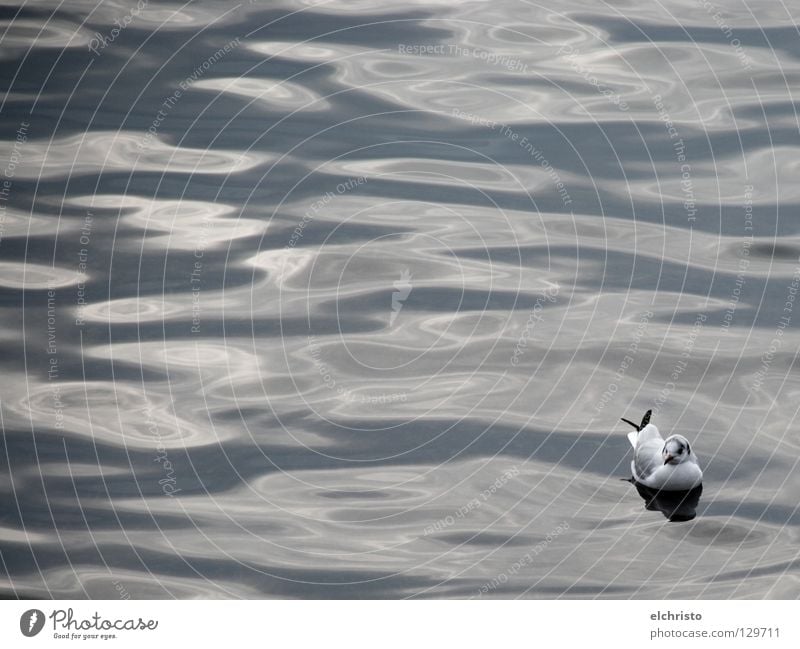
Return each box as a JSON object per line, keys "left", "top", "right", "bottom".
{"left": 621, "top": 410, "right": 702, "bottom": 491}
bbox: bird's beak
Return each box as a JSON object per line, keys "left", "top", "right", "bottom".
{"left": 663, "top": 454, "right": 674, "bottom": 465}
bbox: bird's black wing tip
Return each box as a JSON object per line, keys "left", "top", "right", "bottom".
{"left": 620, "top": 417, "right": 640, "bottom": 431}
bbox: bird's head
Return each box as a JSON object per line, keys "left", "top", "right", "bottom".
{"left": 662, "top": 435, "right": 692, "bottom": 465}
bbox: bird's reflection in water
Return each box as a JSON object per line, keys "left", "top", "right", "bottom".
{"left": 629, "top": 480, "right": 703, "bottom": 522}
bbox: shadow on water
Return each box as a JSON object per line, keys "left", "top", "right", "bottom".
{"left": 629, "top": 480, "right": 703, "bottom": 523}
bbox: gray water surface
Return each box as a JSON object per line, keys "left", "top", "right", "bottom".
{"left": 1, "top": 0, "right": 799, "bottom": 598}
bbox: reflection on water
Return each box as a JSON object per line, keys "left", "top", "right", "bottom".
{"left": 1, "top": 0, "right": 800, "bottom": 599}
{"left": 630, "top": 482, "right": 703, "bottom": 523}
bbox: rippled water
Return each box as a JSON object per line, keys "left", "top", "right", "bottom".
{"left": 1, "top": 0, "right": 800, "bottom": 599}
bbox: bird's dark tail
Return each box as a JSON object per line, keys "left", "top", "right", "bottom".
{"left": 621, "top": 409, "right": 652, "bottom": 432}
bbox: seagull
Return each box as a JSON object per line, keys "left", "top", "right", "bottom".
{"left": 621, "top": 409, "right": 702, "bottom": 490}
